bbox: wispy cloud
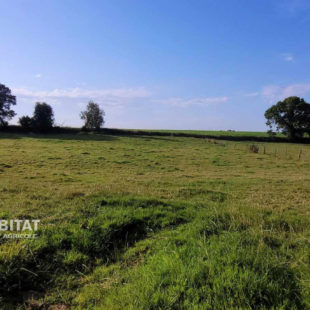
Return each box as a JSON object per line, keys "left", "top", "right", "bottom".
{"left": 262, "top": 83, "right": 310, "bottom": 102}
{"left": 34, "top": 73, "right": 42, "bottom": 78}
{"left": 12, "top": 86, "right": 228, "bottom": 110}
{"left": 12, "top": 87, "right": 151, "bottom": 106}
{"left": 281, "top": 53, "right": 294, "bottom": 62}
{"left": 278, "top": 0, "right": 310, "bottom": 15}
{"left": 153, "top": 96, "right": 228, "bottom": 107}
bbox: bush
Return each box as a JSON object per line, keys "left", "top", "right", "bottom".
{"left": 249, "top": 144, "right": 259, "bottom": 153}
{"left": 18, "top": 103, "right": 54, "bottom": 133}
{"left": 18, "top": 116, "right": 33, "bottom": 130}
{"left": 267, "top": 130, "right": 276, "bottom": 137}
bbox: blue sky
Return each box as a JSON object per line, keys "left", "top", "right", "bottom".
{"left": 1, "top": 0, "right": 310, "bottom": 130}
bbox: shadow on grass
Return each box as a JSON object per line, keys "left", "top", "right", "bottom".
{"left": 0, "top": 132, "right": 119, "bottom": 142}
{"left": 0, "top": 132, "right": 177, "bottom": 142}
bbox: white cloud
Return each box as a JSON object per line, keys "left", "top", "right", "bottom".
{"left": 262, "top": 83, "right": 310, "bottom": 102}
{"left": 12, "top": 86, "right": 228, "bottom": 111}
{"left": 153, "top": 96, "right": 228, "bottom": 107}
{"left": 281, "top": 53, "right": 294, "bottom": 62}
{"left": 12, "top": 87, "right": 151, "bottom": 106}
{"left": 34, "top": 73, "right": 42, "bottom": 78}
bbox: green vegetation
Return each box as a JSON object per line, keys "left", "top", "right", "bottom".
{"left": 0, "top": 133, "right": 310, "bottom": 309}
{"left": 0, "top": 84, "right": 16, "bottom": 127}
{"left": 19, "top": 102, "right": 55, "bottom": 133}
{"left": 80, "top": 101, "right": 105, "bottom": 130}
{"left": 265, "top": 96, "right": 310, "bottom": 140}
{"left": 128, "top": 129, "right": 285, "bottom": 137}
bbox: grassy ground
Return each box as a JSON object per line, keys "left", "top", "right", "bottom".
{"left": 0, "top": 132, "right": 310, "bottom": 309}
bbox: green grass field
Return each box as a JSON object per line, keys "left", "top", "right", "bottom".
{"left": 0, "top": 132, "right": 310, "bottom": 309}
{"left": 127, "top": 129, "right": 281, "bottom": 137}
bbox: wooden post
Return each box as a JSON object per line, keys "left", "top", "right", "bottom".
{"left": 263, "top": 146, "right": 266, "bottom": 154}
{"left": 298, "top": 149, "right": 302, "bottom": 160}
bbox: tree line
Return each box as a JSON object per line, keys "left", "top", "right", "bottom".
{"left": 0, "top": 83, "right": 105, "bottom": 132}
{"left": 18, "top": 101, "right": 105, "bottom": 132}
{"left": 1, "top": 83, "right": 310, "bottom": 139}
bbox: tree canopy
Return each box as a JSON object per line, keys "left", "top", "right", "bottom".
{"left": 265, "top": 96, "right": 310, "bottom": 139}
{"left": 0, "top": 83, "right": 16, "bottom": 127}
{"left": 80, "top": 101, "right": 105, "bottom": 130}
{"left": 18, "top": 115, "right": 33, "bottom": 130}
{"left": 32, "top": 102, "right": 54, "bottom": 132}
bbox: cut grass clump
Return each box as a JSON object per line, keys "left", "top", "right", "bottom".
{"left": 249, "top": 144, "right": 259, "bottom": 153}
{"left": 262, "top": 209, "right": 310, "bottom": 233}
{"left": 199, "top": 212, "right": 247, "bottom": 236}
{"left": 178, "top": 188, "right": 227, "bottom": 202}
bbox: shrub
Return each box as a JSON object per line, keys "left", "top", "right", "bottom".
{"left": 249, "top": 144, "right": 259, "bottom": 153}
{"left": 267, "top": 130, "right": 276, "bottom": 137}
{"left": 18, "top": 116, "right": 33, "bottom": 130}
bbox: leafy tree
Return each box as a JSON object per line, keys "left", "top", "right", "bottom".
{"left": 32, "top": 102, "right": 54, "bottom": 132}
{"left": 80, "top": 101, "right": 105, "bottom": 130}
{"left": 0, "top": 83, "right": 16, "bottom": 127}
{"left": 19, "top": 116, "right": 33, "bottom": 130}
{"left": 265, "top": 96, "right": 310, "bottom": 140}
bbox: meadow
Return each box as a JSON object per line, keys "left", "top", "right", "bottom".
{"left": 127, "top": 129, "right": 281, "bottom": 137}
{"left": 0, "top": 132, "right": 310, "bottom": 309}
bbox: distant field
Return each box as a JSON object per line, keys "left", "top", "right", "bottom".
{"left": 127, "top": 129, "right": 285, "bottom": 137}
{"left": 0, "top": 132, "right": 310, "bottom": 309}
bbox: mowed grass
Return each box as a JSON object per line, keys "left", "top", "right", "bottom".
{"left": 0, "top": 132, "right": 310, "bottom": 309}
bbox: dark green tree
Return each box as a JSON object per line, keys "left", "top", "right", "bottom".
{"left": 80, "top": 101, "right": 105, "bottom": 130}
{"left": 32, "top": 102, "right": 54, "bottom": 132}
{"left": 264, "top": 96, "right": 310, "bottom": 139}
{"left": 19, "top": 116, "right": 33, "bottom": 130}
{"left": 0, "top": 83, "right": 16, "bottom": 127}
